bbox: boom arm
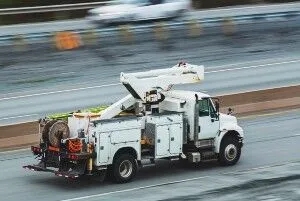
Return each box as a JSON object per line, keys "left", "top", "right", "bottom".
{"left": 99, "top": 63, "right": 204, "bottom": 119}
{"left": 120, "top": 63, "right": 204, "bottom": 102}
{"left": 99, "top": 94, "right": 135, "bottom": 120}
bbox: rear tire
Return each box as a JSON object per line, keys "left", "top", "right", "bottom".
{"left": 218, "top": 136, "right": 241, "bottom": 166}
{"left": 113, "top": 154, "right": 137, "bottom": 183}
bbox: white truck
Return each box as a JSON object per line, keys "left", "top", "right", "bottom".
{"left": 24, "top": 62, "right": 244, "bottom": 183}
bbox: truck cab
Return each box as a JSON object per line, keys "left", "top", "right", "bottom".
{"left": 160, "top": 90, "right": 244, "bottom": 164}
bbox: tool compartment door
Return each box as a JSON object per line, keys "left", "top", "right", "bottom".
{"left": 96, "top": 132, "right": 110, "bottom": 165}
{"left": 155, "top": 125, "right": 170, "bottom": 157}
{"left": 169, "top": 123, "right": 182, "bottom": 154}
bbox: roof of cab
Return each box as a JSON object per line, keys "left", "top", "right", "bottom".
{"left": 165, "top": 90, "right": 210, "bottom": 101}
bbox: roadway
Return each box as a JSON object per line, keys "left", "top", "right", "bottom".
{"left": 0, "top": 109, "right": 299, "bottom": 201}
{"left": 0, "top": 22, "right": 300, "bottom": 125}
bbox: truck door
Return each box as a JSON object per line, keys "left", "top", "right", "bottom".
{"left": 197, "top": 98, "right": 220, "bottom": 140}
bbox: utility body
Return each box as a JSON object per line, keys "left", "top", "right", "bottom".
{"left": 24, "top": 62, "right": 244, "bottom": 183}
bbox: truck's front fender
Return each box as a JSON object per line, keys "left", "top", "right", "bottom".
{"left": 214, "top": 124, "right": 244, "bottom": 153}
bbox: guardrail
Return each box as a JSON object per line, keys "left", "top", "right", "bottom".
{"left": 1, "top": 10, "right": 299, "bottom": 43}
{"left": 0, "top": 1, "right": 111, "bottom": 15}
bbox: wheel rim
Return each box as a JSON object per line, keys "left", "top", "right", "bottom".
{"left": 119, "top": 160, "right": 133, "bottom": 178}
{"left": 224, "top": 144, "right": 237, "bottom": 161}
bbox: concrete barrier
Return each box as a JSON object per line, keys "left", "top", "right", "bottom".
{"left": 0, "top": 85, "right": 299, "bottom": 151}
{"left": 0, "top": 121, "right": 39, "bottom": 150}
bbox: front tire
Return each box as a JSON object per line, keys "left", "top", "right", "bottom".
{"left": 219, "top": 136, "right": 241, "bottom": 166}
{"left": 113, "top": 154, "right": 137, "bottom": 183}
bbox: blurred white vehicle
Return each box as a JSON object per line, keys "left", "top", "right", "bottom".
{"left": 86, "top": 0, "right": 190, "bottom": 24}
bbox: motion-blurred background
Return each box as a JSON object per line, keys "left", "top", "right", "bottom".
{"left": 0, "top": 0, "right": 298, "bottom": 24}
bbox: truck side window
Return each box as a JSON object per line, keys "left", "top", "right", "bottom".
{"left": 198, "top": 99, "right": 209, "bottom": 117}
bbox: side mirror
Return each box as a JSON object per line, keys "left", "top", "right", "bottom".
{"left": 215, "top": 101, "right": 220, "bottom": 113}
{"left": 227, "top": 107, "right": 234, "bottom": 115}
{"left": 215, "top": 101, "right": 220, "bottom": 120}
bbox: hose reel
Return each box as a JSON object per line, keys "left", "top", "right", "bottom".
{"left": 42, "top": 120, "right": 70, "bottom": 147}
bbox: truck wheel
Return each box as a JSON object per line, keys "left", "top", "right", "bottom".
{"left": 113, "top": 154, "right": 137, "bottom": 183}
{"left": 219, "top": 136, "right": 241, "bottom": 166}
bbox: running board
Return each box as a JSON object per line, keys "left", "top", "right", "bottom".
{"left": 141, "top": 158, "right": 155, "bottom": 168}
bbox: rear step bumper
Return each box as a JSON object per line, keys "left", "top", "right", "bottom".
{"left": 25, "top": 145, "right": 93, "bottom": 178}
{"left": 23, "top": 164, "right": 54, "bottom": 173}
{"left": 23, "top": 165, "right": 81, "bottom": 179}
{"left": 55, "top": 171, "right": 80, "bottom": 179}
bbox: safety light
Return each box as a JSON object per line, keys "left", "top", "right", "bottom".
{"left": 31, "top": 146, "right": 41, "bottom": 153}
{"left": 68, "top": 154, "right": 79, "bottom": 160}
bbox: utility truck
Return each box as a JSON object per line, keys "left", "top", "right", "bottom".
{"left": 24, "top": 62, "right": 244, "bottom": 183}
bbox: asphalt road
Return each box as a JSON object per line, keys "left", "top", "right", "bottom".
{"left": 0, "top": 23, "right": 300, "bottom": 125}
{"left": 0, "top": 109, "right": 299, "bottom": 201}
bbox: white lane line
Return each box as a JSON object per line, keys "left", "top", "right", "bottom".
{"left": 1, "top": 59, "right": 300, "bottom": 102}
{"left": 0, "top": 148, "right": 30, "bottom": 154}
{"left": 0, "top": 114, "right": 38, "bottom": 121}
{"left": 61, "top": 176, "right": 210, "bottom": 201}
{"left": 215, "top": 83, "right": 300, "bottom": 97}
{"left": 197, "top": 2, "right": 300, "bottom": 12}
{"left": 238, "top": 108, "right": 300, "bottom": 120}
{"left": 61, "top": 72, "right": 75, "bottom": 75}
{"left": 60, "top": 161, "right": 300, "bottom": 201}
{"left": 0, "top": 83, "right": 120, "bottom": 101}
{"left": 247, "top": 133, "right": 300, "bottom": 144}
{"left": 206, "top": 57, "right": 288, "bottom": 70}
{"left": 206, "top": 59, "right": 300, "bottom": 74}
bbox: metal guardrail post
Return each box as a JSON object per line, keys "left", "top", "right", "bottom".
{"left": 119, "top": 25, "right": 134, "bottom": 45}
{"left": 13, "top": 34, "right": 27, "bottom": 51}
{"left": 222, "top": 17, "right": 236, "bottom": 36}
{"left": 81, "top": 30, "right": 98, "bottom": 47}
{"left": 154, "top": 22, "right": 169, "bottom": 42}
{"left": 187, "top": 19, "right": 202, "bottom": 38}
{"left": 153, "top": 22, "right": 172, "bottom": 50}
